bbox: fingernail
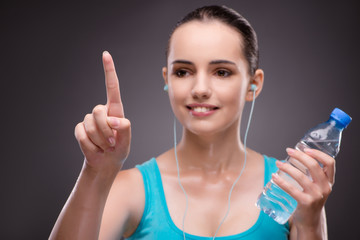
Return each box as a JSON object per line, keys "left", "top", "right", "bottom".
{"left": 304, "top": 148, "right": 312, "bottom": 153}
{"left": 103, "top": 50, "right": 109, "bottom": 56}
{"left": 108, "top": 137, "right": 115, "bottom": 146}
{"left": 272, "top": 173, "right": 279, "bottom": 179}
{"left": 276, "top": 160, "right": 283, "bottom": 167}
{"left": 286, "top": 148, "right": 295, "bottom": 154}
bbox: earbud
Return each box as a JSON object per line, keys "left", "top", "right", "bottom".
{"left": 250, "top": 84, "right": 257, "bottom": 92}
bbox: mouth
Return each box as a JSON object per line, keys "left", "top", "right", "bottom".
{"left": 186, "top": 104, "right": 219, "bottom": 115}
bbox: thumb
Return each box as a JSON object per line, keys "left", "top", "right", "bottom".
{"left": 107, "top": 117, "right": 131, "bottom": 140}
{"left": 107, "top": 116, "right": 122, "bottom": 130}
{"left": 106, "top": 116, "right": 131, "bottom": 163}
{"left": 107, "top": 116, "right": 131, "bottom": 144}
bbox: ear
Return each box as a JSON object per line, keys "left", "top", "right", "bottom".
{"left": 162, "top": 67, "right": 168, "bottom": 85}
{"left": 245, "top": 69, "right": 264, "bottom": 102}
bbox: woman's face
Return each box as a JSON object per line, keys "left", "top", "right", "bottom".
{"left": 163, "top": 20, "right": 259, "bottom": 136}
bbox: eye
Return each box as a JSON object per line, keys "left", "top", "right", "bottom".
{"left": 174, "top": 69, "right": 189, "bottom": 78}
{"left": 215, "top": 69, "right": 231, "bottom": 77}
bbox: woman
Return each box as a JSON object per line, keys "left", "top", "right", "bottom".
{"left": 50, "top": 5, "right": 334, "bottom": 240}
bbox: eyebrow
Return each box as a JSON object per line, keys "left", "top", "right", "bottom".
{"left": 171, "top": 59, "right": 236, "bottom": 66}
{"left": 171, "top": 60, "right": 193, "bottom": 65}
{"left": 210, "top": 60, "right": 236, "bottom": 65}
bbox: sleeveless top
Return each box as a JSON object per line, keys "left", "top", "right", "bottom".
{"left": 126, "top": 155, "right": 289, "bottom": 240}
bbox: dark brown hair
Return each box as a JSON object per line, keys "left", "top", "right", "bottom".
{"left": 166, "top": 5, "right": 259, "bottom": 76}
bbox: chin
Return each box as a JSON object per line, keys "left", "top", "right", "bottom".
{"left": 175, "top": 108, "right": 241, "bottom": 137}
{"left": 184, "top": 120, "right": 236, "bottom": 138}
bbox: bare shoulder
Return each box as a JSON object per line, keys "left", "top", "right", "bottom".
{"left": 156, "top": 149, "right": 176, "bottom": 170}
{"left": 114, "top": 167, "right": 144, "bottom": 187}
{"left": 99, "top": 167, "right": 145, "bottom": 239}
{"left": 246, "top": 148, "right": 266, "bottom": 170}
{"left": 113, "top": 167, "right": 145, "bottom": 205}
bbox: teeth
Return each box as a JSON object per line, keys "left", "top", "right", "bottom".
{"left": 193, "top": 107, "right": 211, "bottom": 112}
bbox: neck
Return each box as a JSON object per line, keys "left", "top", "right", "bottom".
{"left": 175, "top": 121, "right": 245, "bottom": 173}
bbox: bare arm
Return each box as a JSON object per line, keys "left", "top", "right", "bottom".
{"left": 289, "top": 207, "right": 328, "bottom": 240}
{"left": 49, "top": 51, "right": 132, "bottom": 239}
{"left": 99, "top": 168, "right": 145, "bottom": 239}
{"left": 49, "top": 163, "right": 120, "bottom": 240}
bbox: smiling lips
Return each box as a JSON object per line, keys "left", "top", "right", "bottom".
{"left": 186, "top": 103, "right": 219, "bottom": 117}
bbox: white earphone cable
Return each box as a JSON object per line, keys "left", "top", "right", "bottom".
{"left": 212, "top": 88, "right": 256, "bottom": 239}
{"left": 174, "top": 87, "right": 257, "bottom": 240}
{"left": 174, "top": 118, "right": 189, "bottom": 240}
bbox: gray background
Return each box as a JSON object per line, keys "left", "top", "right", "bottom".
{"left": 1, "top": 0, "right": 359, "bottom": 239}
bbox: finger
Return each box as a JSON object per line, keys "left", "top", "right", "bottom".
{"left": 275, "top": 160, "right": 313, "bottom": 193}
{"left": 110, "top": 118, "right": 131, "bottom": 156}
{"left": 105, "top": 117, "right": 131, "bottom": 162}
{"left": 280, "top": 147, "right": 335, "bottom": 201}
{"left": 83, "top": 113, "right": 113, "bottom": 152}
{"left": 271, "top": 170, "right": 306, "bottom": 202}
{"left": 107, "top": 116, "right": 121, "bottom": 130}
{"left": 102, "top": 51, "right": 124, "bottom": 118}
{"left": 287, "top": 148, "right": 333, "bottom": 192}
{"left": 276, "top": 160, "right": 330, "bottom": 203}
{"left": 107, "top": 116, "right": 131, "bottom": 140}
{"left": 272, "top": 172, "right": 322, "bottom": 207}
{"left": 304, "top": 148, "right": 336, "bottom": 185}
{"left": 286, "top": 148, "right": 324, "bottom": 182}
{"left": 75, "top": 122, "right": 103, "bottom": 155}
{"left": 273, "top": 161, "right": 326, "bottom": 205}
{"left": 92, "top": 105, "right": 116, "bottom": 147}
{"left": 109, "top": 117, "right": 131, "bottom": 141}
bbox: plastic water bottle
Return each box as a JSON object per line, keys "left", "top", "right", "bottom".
{"left": 256, "top": 108, "right": 352, "bottom": 224}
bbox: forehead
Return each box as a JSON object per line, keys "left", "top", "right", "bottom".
{"left": 168, "top": 20, "right": 244, "bottom": 63}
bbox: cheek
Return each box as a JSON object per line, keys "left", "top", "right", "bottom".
{"left": 169, "top": 83, "right": 185, "bottom": 103}
{"left": 223, "top": 92, "right": 245, "bottom": 119}
{"left": 217, "top": 82, "right": 247, "bottom": 108}
{"left": 167, "top": 83, "right": 188, "bottom": 115}
{"left": 168, "top": 77, "right": 193, "bottom": 100}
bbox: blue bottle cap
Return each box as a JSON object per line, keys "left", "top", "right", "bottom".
{"left": 330, "top": 108, "right": 352, "bottom": 128}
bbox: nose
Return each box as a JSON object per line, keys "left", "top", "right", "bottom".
{"left": 191, "top": 72, "right": 212, "bottom": 99}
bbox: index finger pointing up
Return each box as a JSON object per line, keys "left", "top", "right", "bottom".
{"left": 103, "top": 51, "right": 124, "bottom": 118}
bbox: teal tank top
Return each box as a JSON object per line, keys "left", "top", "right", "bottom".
{"left": 127, "top": 155, "right": 289, "bottom": 240}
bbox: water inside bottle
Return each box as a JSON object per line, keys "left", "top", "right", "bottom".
{"left": 256, "top": 140, "right": 335, "bottom": 224}
{"left": 256, "top": 179, "right": 297, "bottom": 224}
{"left": 257, "top": 111, "right": 349, "bottom": 224}
{"left": 302, "top": 140, "right": 338, "bottom": 158}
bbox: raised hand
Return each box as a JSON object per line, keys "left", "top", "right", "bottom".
{"left": 74, "top": 51, "right": 131, "bottom": 172}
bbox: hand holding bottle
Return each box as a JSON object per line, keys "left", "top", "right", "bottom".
{"left": 273, "top": 148, "right": 335, "bottom": 232}
{"left": 257, "top": 108, "right": 351, "bottom": 226}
